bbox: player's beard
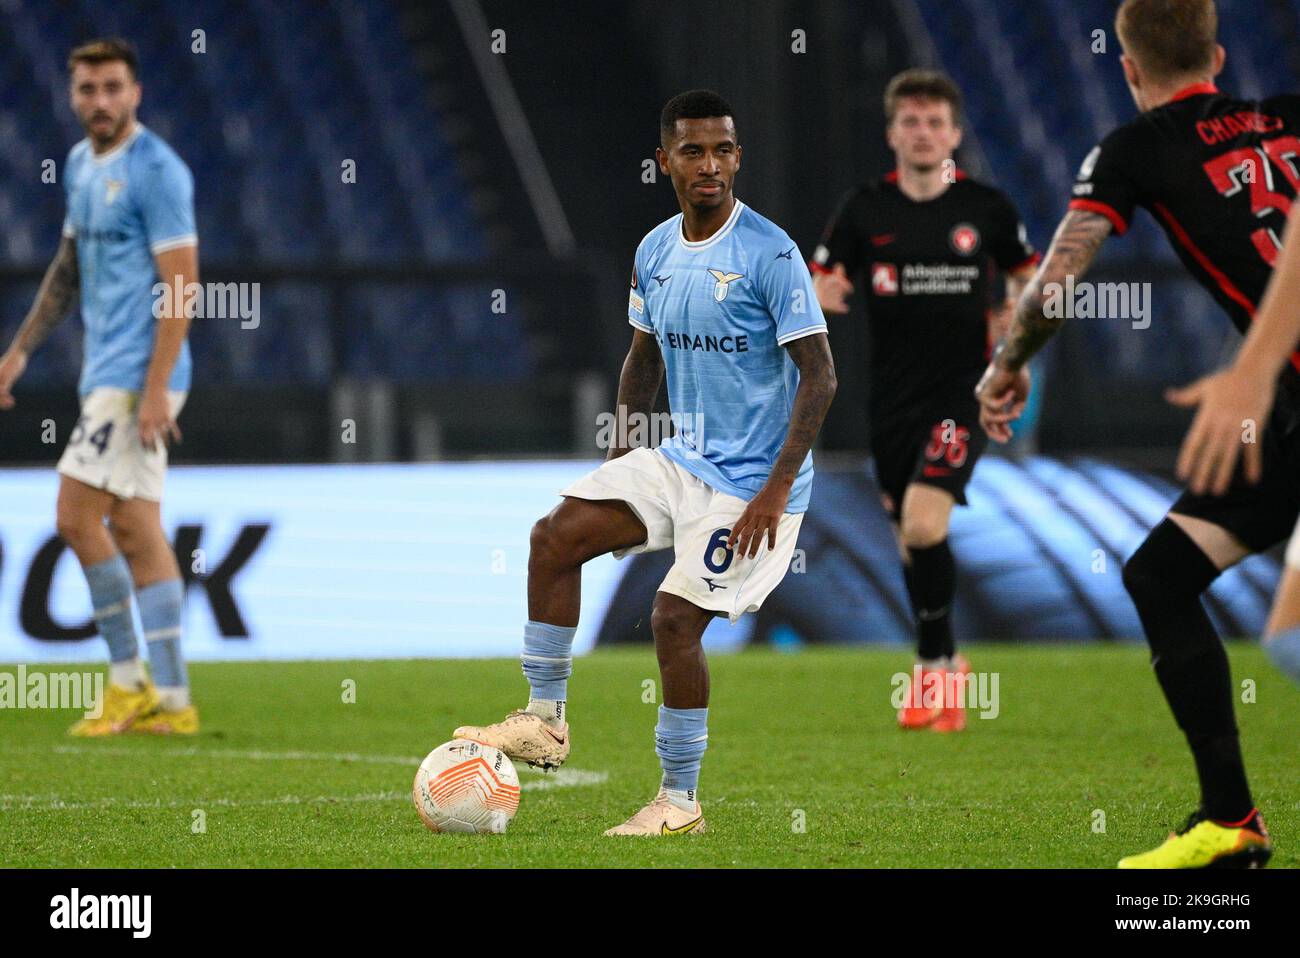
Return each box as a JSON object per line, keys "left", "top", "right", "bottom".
{"left": 84, "top": 110, "right": 130, "bottom": 149}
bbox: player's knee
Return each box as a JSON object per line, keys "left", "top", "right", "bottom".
{"left": 528, "top": 515, "right": 560, "bottom": 565}
{"left": 1120, "top": 547, "right": 1157, "bottom": 606}
{"left": 55, "top": 502, "right": 98, "bottom": 549}
{"left": 1122, "top": 520, "right": 1213, "bottom": 606}
{"left": 900, "top": 510, "right": 947, "bottom": 550}
{"left": 107, "top": 516, "right": 142, "bottom": 557}
{"left": 651, "top": 601, "right": 700, "bottom": 650}
{"left": 529, "top": 512, "right": 581, "bottom": 570}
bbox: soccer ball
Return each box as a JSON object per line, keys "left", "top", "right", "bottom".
{"left": 412, "top": 739, "right": 521, "bottom": 834}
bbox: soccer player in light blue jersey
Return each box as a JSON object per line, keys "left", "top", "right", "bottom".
{"left": 0, "top": 39, "right": 199, "bottom": 735}
{"left": 453, "top": 90, "right": 838, "bottom": 835}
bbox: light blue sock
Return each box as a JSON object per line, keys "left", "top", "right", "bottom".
{"left": 138, "top": 579, "right": 187, "bottom": 697}
{"left": 1265, "top": 627, "right": 1300, "bottom": 687}
{"left": 521, "top": 620, "right": 576, "bottom": 701}
{"left": 84, "top": 555, "right": 138, "bottom": 665}
{"left": 655, "top": 705, "right": 708, "bottom": 793}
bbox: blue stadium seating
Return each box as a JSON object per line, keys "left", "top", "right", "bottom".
{"left": 0, "top": 0, "right": 526, "bottom": 386}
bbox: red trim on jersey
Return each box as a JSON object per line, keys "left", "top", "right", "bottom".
{"left": 1154, "top": 201, "right": 1255, "bottom": 313}
{"left": 1068, "top": 198, "right": 1129, "bottom": 235}
{"left": 1170, "top": 81, "right": 1220, "bottom": 102}
{"left": 885, "top": 168, "right": 967, "bottom": 183}
{"left": 1009, "top": 251, "right": 1042, "bottom": 273}
{"left": 1152, "top": 202, "right": 1300, "bottom": 374}
{"left": 808, "top": 260, "right": 833, "bottom": 275}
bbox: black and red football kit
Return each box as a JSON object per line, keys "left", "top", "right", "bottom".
{"left": 813, "top": 171, "right": 1038, "bottom": 517}
{"left": 1072, "top": 81, "right": 1300, "bottom": 549}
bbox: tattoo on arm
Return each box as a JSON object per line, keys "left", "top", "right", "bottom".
{"left": 11, "top": 236, "right": 79, "bottom": 356}
{"left": 607, "top": 328, "right": 665, "bottom": 460}
{"left": 769, "top": 332, "right": 837, "bottom": 487}
{"left": 990, "top": 267, "right": 1033, "bottom": 342}
{"left": 997, "top": 210, "right": 1111, "bottom": 370}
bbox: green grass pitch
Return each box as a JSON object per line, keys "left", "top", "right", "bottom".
{"left": 1, "top": 644, "right": 1295, "bottom": 868}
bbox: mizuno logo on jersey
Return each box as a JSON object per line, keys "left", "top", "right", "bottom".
{"left": 707, "top": 269, "right": 744, "bottom": 302}
{"left": 776, "top": 246, "right": 795, "bottom": 260}
{"left": 700, "top": 577, "right": 728, "bottom": 592}
{"left": 653, "top": 274, "right": 672, "bottom": 287}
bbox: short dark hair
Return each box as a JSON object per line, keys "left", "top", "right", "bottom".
{"left": 883, "top": 69, "right": 963, "bottom": 125}
{"left": 1116, "top": 0, "right": 1217, "bottom": 80}
{"left": 68, "top": 37, "right": 139, "bottom": 81}
{"left": 660, "top": 89, "right": 735, "bottom": 144}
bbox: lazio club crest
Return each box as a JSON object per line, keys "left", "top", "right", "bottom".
{"left": 708, "top": 268, "right": 744, "bottom": 302}
{"left": 104, "top": 179, "right": 125, "bottom": 205}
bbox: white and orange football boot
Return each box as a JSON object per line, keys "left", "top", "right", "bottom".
{"left": 604, "top": 788, "right": 706, "bottom": 836}
{"left": 453, "top": 709, "right": 570, "bottom": 770}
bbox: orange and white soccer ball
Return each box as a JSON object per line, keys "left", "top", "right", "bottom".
{"left": 412, "top": 739, "right": 521, "bottom": 834}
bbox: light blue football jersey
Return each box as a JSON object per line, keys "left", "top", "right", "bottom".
{"left": 62, "top": 124, "right": 196, "bottom": 396}
{"left": 627, "top": 200, "right": 828, "bottom": 512}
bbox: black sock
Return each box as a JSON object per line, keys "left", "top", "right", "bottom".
{"left": 906, "top": 539, "right": 955, "bottom": 661}
{"left": 1122, "top": 519, "right": 1253, "bottom": 822}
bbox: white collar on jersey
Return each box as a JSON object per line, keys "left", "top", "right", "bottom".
{"left": 677, "top": 198, "right": 745, "bottom": 252}
{"left": 88, "top": 122, "right": 145, "bottom": 166}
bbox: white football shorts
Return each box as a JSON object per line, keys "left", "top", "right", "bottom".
{"left": 57, "top": 386, "right": 187, "bottom": 501}
{"left": 560, "top": 447, "right": 804, "bottom": 622}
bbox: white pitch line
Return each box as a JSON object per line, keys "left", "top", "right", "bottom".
{"left": 45, "top": 744, "right": 424, "bottom": 765}
{"left": 0, "top": 790, "right": 407, "bottom": 812}
{"left": 0, "top": 745, "right": 607, "bottom": 811}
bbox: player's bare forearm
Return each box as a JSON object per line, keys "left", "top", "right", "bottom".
{"left": 8, "top": 236, "right": 79, "bottom": 358}
{"left": 144, "top": 245, "right": 198, "bottom": 395}
{"left": 995, "top": 210, "right": 1111, "bottom": 371}
{"left": 606, "top": 328, "right": 665, "bottom": 461}
{"left": 768, "top": 332, "right": 837, "bottom": 490}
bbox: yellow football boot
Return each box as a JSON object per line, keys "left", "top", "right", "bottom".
{"left": 1118, "top": 809, "right": 1271, "bottom": 869}
{"left": 68, "top": 680, "right": 159, "bottom": 737}
{"left": 130, "top": 703, "right": 200, "bottom": 735}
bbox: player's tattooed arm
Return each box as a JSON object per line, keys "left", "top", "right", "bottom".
{"left": 729, "top": 332, "right": 836, "bottom": 558}
{"left": 990, "top": 263, "right": 1036, "bottom": 344}
{"left": 605, "top": 328, "right": 665, "bottom": 461}
{"left": 771, "top": 332, "right": 837, "bottom": 486}
{"left": 0, "top": 236, "right": 79, "bottom": 408}
{"left": 8, "top": 236, "right": 80, "bottom": 356}
{"left": 994, "top": 210, "right": 1112, "bottom": 370}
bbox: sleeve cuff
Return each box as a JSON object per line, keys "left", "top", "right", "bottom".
{"left": 628, "top": 317, "right": 654, "bottom": 334}
{"left": 777, "top": 324, "right": 828, "bottom": 345}
{"left": 150, "top": 234, "right": 199, "bottom": 254}
{"left": 1007, "top": 251, "right": 1042, "bottom": 273}
{"left": 62, "top": 223, "right": 76, "bottom": 238}
{"left": 1068, "top": 199, "right": 1128, "bottom": 236}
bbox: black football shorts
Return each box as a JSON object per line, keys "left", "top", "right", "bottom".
{"left": 1169, "top": 402, "right": 1300, "bottom": 553}
{"left": 870, "top": 395, "right": 988, "bottom": 521}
